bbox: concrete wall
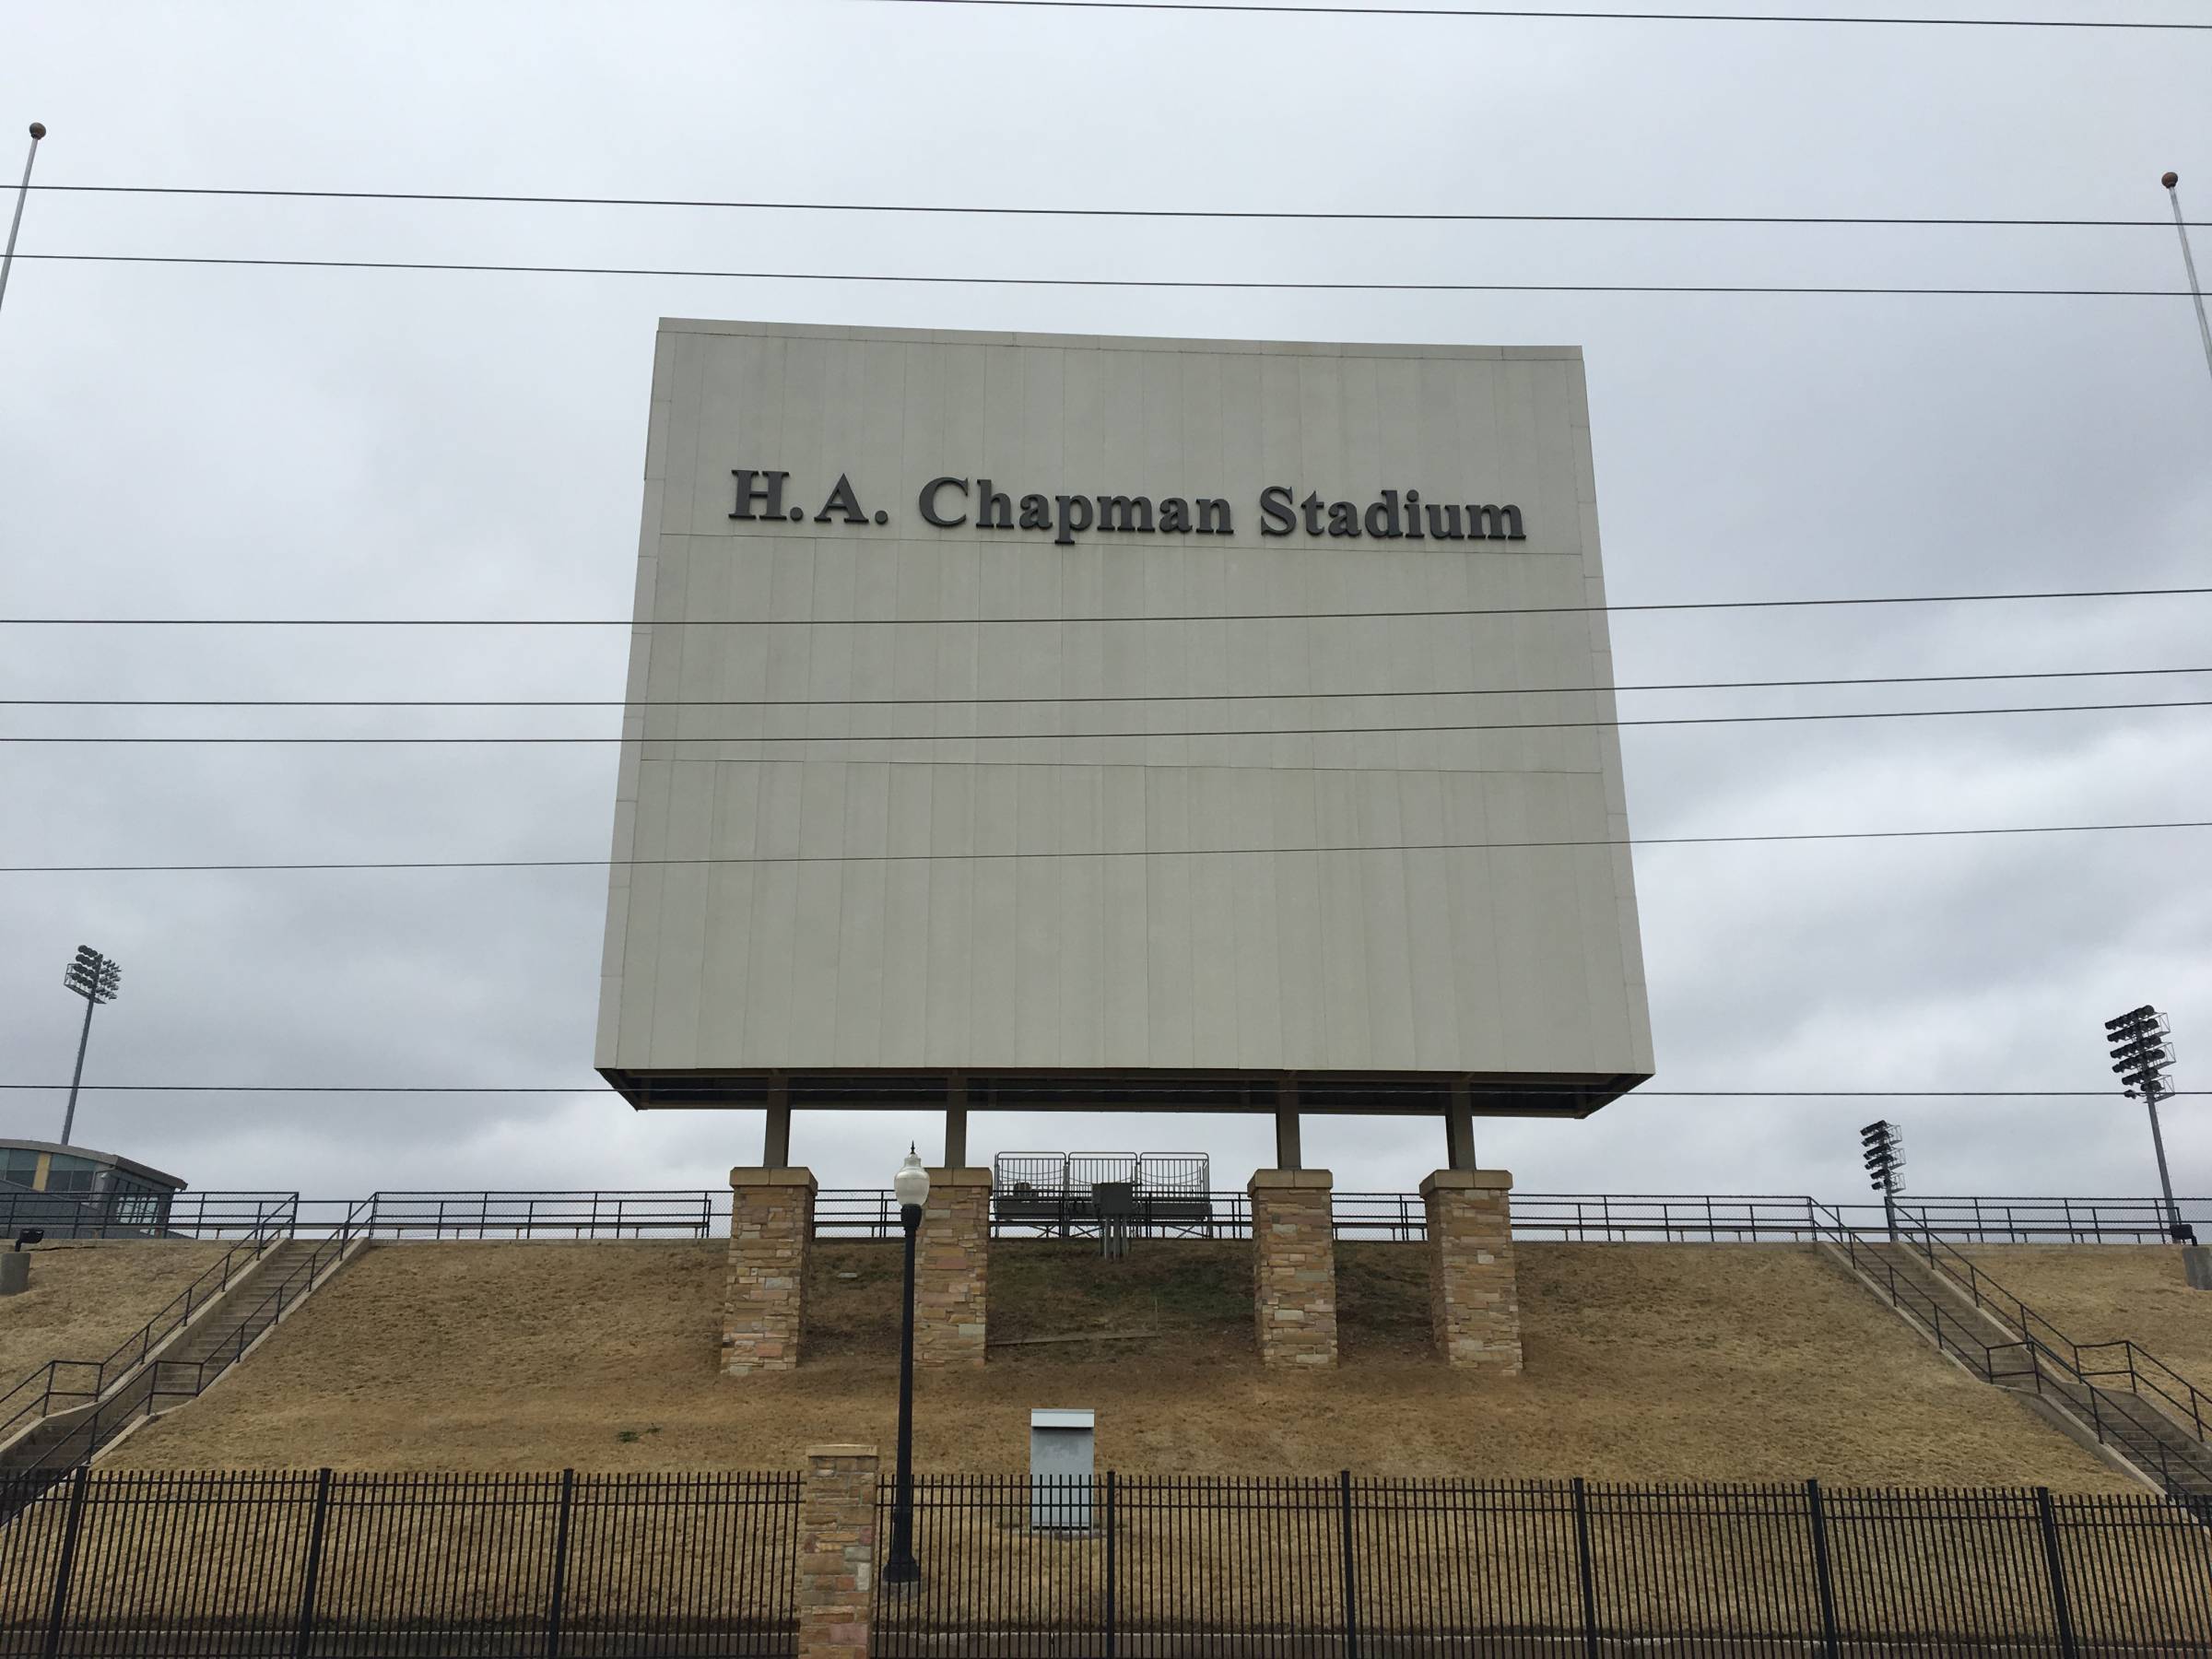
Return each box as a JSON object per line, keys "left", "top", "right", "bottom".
{"left": 597, "top": 322, "right": 1651, "bottom": 1086}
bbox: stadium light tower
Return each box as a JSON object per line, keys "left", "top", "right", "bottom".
{"left": 2106, "top": 1005, "right": 2188, "bottom": 1243}
{"left": 59, "top": 946, "right": 122, "bottom": 1147}
{"left": 1861, "top": 1120, "right": 1905, "bottom": 1242}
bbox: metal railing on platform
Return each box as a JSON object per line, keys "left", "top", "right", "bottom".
{"left": 17, "top": 1186, "right": 2212, "bottom": 1244}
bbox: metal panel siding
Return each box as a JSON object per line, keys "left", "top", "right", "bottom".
{"left": 596, "top": 322, "right": 1653, "bottom": 1082}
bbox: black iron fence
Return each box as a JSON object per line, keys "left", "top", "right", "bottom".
{"left": 12, "top": 1188, "right": 2212, "bottom": 1246}
{"left": 880, "top": 1475, "right": 2212, "bottom": 1657}
{"left": 0, "top": 1468, "right": 799, "bottom": 1658}
{"left": 2, "top": 1469, "right": 2206, "bottom": 1655}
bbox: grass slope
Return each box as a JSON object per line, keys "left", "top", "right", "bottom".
{"left": 104, "top": 1239, "right": 2129, "bottom": 1488}
{"left": 0, "top": 1241, "right": 230, "bottom": 1386}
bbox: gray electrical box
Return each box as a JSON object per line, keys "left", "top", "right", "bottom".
{"left": 1030, "top": 1407, "right": 1096, "bottom": 1531}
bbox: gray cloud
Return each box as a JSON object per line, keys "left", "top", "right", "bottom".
{"left": 1, "top": 0, "right": 2207, "bottom": 1208}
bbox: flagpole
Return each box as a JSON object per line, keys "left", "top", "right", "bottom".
{"left": 2165, "top": 171, "right": 2212, "bottom": 399}
{"left": 0, "top": 122, "right": 46, "bottom": 322}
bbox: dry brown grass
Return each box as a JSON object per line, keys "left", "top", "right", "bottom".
{"left": 1957, "top": 1245, "right": 2212, "bottom": 1382}
{"left": 102, "top": 1239, "right": 2132, "bottom": 1488}
{"left": 0, "top": 1241, "right": 230, "bottom": 1385}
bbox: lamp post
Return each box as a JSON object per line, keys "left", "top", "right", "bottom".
{"left": 60, "top": 946, "right": 122, "bottom": 1147}
{"left": 884, "top": 1147, "right": 931, "bottom": 1587}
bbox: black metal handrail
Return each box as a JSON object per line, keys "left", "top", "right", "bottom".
{"left": 1889, "top": 1218, "right": 2212, "bottom": 1451}
{"left": 1806, "top": 1201, "right": 2212, "bottom": 1505}
{"left": 8, "top": 1197, "right": 375, "bottom": 1488}
{"left": 0, "top": 1196, "right": 297, "bottom": 1452}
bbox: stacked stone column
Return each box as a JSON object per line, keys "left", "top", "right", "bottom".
{"left": 795, "top": 1444, "right": 879, "bottom": 1659}
{"left": 915, "top": 1167, "right": 992, "bottom": 1368}
{"left": 722, "top": 1167, "right": 816, "bottom": 1375}
{"left": 1421, "top": 1169, "right": 1523, "bottom": 1372}
{"left": 1249, "top": 1169, "right": 1337, "bottom": 1367}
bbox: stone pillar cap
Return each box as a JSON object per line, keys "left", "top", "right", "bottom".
{"left": 1419, "top": 1169, "right": 1514, "bottom": 1194}
{"left": 806, "top": 1443, "right": 880, "bottom": 1459}
{"left": 730, "top": 1166, "right": 819, "bottom": 1189}
{"left": 1250, "top": 1168, "right": 1334, "bottom": 1191}
{"left": 924, "top": 1167, "right": 994, "bottom": 1187}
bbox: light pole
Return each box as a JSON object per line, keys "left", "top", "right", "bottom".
{"left": 59, "top": 946, "right": 122, "bottom": 1147}
{"left": 2106, "top": 1005, "right": 2187, "bottom": 1242}
{"left": 1860, "top": 1120, "right": 1904, "bottom": 1242}
{"left": 884, "top": 1147, "right": 931, "bottom": 1587}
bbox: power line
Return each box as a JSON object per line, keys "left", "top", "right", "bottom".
{"left": 863, "top": 0, "right": 2211, "bottom": 29}
{"left": 6, "top": 697, "right": 2210, "bottom": 744}
{"left": 10, "top": 252, "right": 2203, "bottom": 299}
{"left": 27, "top": 182, "right": 2209, "bottom": 229}
{"left": 6, "top": 819, "right": 2206, "bottom": 874}
{"left": 0, "top": 1081, "right": 2196, "bottom": 1096}
{"left": 9, "top": 664, "right": 2210, "bottom": 708}
{"left": 7, "top": 583, "right": 2208, "bottom": 628}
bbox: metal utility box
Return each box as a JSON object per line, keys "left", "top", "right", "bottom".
{"left": 1030, "top": 1408, "right": 1096, "bottom": 1531}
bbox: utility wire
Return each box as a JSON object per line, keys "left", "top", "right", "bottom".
{"left": 7, "top": 698, "right": 2211, "bottom": 743}
{"left": 0, "top": 1082, "right": 2197, "bottom": 1097}
{"left": 7, "top": 583, "right": 2209, "bottom": 628}
{"left": 5, "top": 819, "right": 2206, "bottom": 874}
{"left": 10, "top": 252, "right": 2204, "bottom": 299}
{"left": 9, "top": 664, "right": 2210, "bottom": 707}
{"left": 860, "top": 0, "right": 2212, "bottom": 29}
{"left": 26, "top": 182, "right": 2209, "bottom": 229}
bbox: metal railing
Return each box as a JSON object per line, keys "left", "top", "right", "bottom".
{"left": 0, "top": 1187, "right": 300, "bottom": 1240}
{"left": 30, "top": 1186, "right": 2212, "bottom": 1245}
{"left": 3, "top": 1198, "right": 374, "bottom": 1495}
{"left": 1806, "top": 1201, "right": 2212, "bottom": 1505}
{"left": 0, "top": 1198, "right": 296, "bottom": 1455}
{"left": 1888, "top": 1218, "right": 2212, "bottom": 1452}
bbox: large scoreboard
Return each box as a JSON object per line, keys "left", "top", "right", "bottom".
{"left": 594, "top": 321, "right": 1653, "bottom": 1161}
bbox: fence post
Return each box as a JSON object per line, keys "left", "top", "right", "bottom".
{"left": 1571, "top": 1477, "right": 1599, "bottom": 1659}
{"left": 293, "top": 1467, "right": 333, "bottom": 1659}
{"left": 41, "top": 1465, "right": 90, "bottom": 1659}
{"left": 546, "top": 1467, "right": 576, "bottom": 1659}
{"left": 1337, "top": 1470, "right": 1359, "bottom": 1659}
{"left": 2033, "top": 1488, "right": 2079, "bottom": 1659}
{"left": 1104, "top": 1470, "right": 1117, "bottom": 1659}
{"left": 1804, "top": 1479, "right": 1841, "bottom": 1659}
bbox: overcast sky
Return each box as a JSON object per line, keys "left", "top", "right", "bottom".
{"left": 2, "top": 0, "right": 2209, "bottom": 1208}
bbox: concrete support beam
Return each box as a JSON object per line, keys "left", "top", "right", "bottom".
{"left": 796, "top": 1444, "right": 879, "bottom": 1659}
{"left": 723, "top": 1166, "right": 816, "bottom": 1375}
{"left": 1445, "top": 1085, "right": 1477, "bottom": 1171}
{"left": 1274, "top": 1081, "right": 1303, "bottom": 1171}
{"left": 916, "top": 1167, "right": 992, "bottom": 1368}
{"left": 1421, "top": 1168, "right": 1523, "bottom": 1372}
{"left": 944, "top": 1080, "right": 969, "bottom": 1169}
{"left": 763, "top": 1079, "right": 792, "bottom": 1168}
{"left": 1249, "top": 1168, "right": 1336, "bottom": 1368}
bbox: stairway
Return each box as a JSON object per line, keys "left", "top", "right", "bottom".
{"left": 0, "top": 1233, "right": 360, "bottom": 1488}
{"left": 1815, "top": 1212, "right": 2212, "bottom": 1511}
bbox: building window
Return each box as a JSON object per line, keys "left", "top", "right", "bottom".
{"left": 2, "top": 1151, "right": 37, "bottom": 1190}
{"left": 45, "top": 1154, "right": 97, "bottom": 1195}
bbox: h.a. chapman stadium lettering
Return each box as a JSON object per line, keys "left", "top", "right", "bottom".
{"left": 730, "top": 468, "right": 1526, "bottom": 548}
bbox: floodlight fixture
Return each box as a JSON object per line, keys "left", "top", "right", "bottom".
{"left": 2103, "top": 1005, "right": 2188, "bottom": 1243}
{"left": 58, "top": 945, "right": 122, "bottom": 1147}
{"left": 1860, "top": 1120, "right": 1904, "bottom": 1241}
{"left": 13, "top": 1230, "right": 43, "bottom": 1252}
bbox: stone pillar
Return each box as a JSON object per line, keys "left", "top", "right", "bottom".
{"left": 722, "top": 1167, "right": 816, "bottom": 1375}
{"left": 1422, "top": 1169, "right": 1523, "bottom": 1372}
{"left": 795, "top": 1444, "right": 879, "bottom": 1659}
{"left": 915, "top": 1167, "right": 992, "bottom": 1368}
{"left": 1249, "top": 1169, "right": 1336, "bottom": 1368}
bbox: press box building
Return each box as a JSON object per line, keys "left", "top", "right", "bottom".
{"left": 594, "top": 320, "right": 1653, "bottom": 1172}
